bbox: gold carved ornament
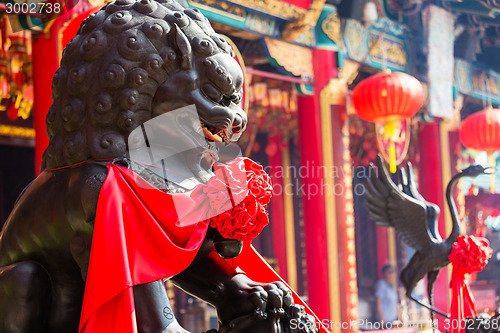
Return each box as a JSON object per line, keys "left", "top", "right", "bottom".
{"left": 321, "top": 11, "right": 342, "bottom": 49}
{"left": 188, "top": 0, "right": 246, "bottom": 20}
{"left": 368, "top": 33, "right": 407, "bottom": 68}
{"left": 282, "top": 0, "right": 327, "bottom": 41}
{"left": 225, "top": 0, "right": 306, "bottom": 20}
{"left": 264, "top": 38, "right": 313, "bottom": 78}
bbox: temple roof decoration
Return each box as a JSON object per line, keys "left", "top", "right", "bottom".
{"left": 282, "top": 0, "right": 327, "bottom": 41}
{"left": 280, "top": 0, "right": 313, "bottom": 10}
{"left": 319, "top": 7, "right": 342, "bottom": 50}
{"left": 264, "top": 38, "right": 314, "bottom": 78}
{"left": 434, "top": 0, "right": 500, "bottom": 38}
{"left": 222, "top": 0, "right": 307, "bottom": 20}
{"left": 437, "top": 0, "right": 500, "bottom": 17}
{"left": 186, "top": 0, "right": 247, "bottom": 21}
{"left": 385, "top": 0, "right": 423, "bottom": 16}
{"left": 182, "top": 0, "right": 317, "bottom": 46}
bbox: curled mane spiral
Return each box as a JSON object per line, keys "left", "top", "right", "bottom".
{"left": 42, "top": 0, "right": 234, "bottom": 170}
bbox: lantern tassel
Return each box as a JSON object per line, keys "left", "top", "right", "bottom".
{"left": 389, "top": 140, "right": 397, "bottom": 173}
{"left": 384, "top": 122, "right": 398, "bottom": 173}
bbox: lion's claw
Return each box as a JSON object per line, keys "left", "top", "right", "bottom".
{"left": 269, "top": 307, "right": 285, "bottom": 319}
{"left": 254, "top": 308, "right": 268, "bottom": 320}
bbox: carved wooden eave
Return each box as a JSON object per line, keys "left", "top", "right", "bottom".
{"left": 264, "top": 37, "right": 314, "bottom": 78}
{"left": 320, "top": 9, "right": 342, "bottom": 49}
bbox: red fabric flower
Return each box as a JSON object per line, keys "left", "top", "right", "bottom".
{"left": 449, "top": 235, "right": 492, "bottom": 277}
{"left": 244, "top": 159, "right": 273, "bottom": 205}
{"left": 207, "top": 158, "right": 272, "bottom": 241}
{"left": 448, "top": 235, "right": 493, "bottom": 333}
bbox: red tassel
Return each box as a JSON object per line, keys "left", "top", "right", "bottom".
{"left": 449, "top": 235, "right": 493, "bottom": 332}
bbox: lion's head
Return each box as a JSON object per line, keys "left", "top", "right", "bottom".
{"left": 42, "top": 0, "right": 247, "bottom": 170}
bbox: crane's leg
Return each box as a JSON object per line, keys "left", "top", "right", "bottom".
{"left": 427, "top": 270, "right": 440, "bottom": 333}
{"left": 402, "top": 265, "right": 449, "bottom": 319}
{"left": 0, "top": 261, "right": 51, "bottom": 333}
{"left": 406, "top": 293, "right": 448, "bottom": 318}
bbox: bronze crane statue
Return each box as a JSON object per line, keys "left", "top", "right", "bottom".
{"left": 364, "top": 155, "right": 491, "bottom": 318}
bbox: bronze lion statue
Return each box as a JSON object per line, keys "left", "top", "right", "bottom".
{"left": 0, "top": 1, "right": 319, "bottom": 332}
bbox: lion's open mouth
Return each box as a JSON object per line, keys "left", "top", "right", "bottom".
{"left": 199, "top": 113, "right": 244, "bottom": 144}
{"left": 200, "top": 122, "right": 235, "bottom": 144}
{"left": 202, "top": 126, "right": 223, "bottom": 143}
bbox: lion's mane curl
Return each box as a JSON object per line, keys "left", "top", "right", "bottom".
{"left": 42, "top": 0, "right": 233, "bottom": 170}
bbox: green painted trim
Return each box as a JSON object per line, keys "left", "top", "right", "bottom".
{"left": 295, "top": 83, "right": 314, "bottom": 95}
{"left": 316, "top": 5, "right": 340, "bottom": 50}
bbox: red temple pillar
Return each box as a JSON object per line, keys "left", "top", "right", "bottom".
{"left": 297, "top": 48, "right": 337, "bottom": 322}
{"left": 297, "top": 94, "right": 330, "bottom": 321}
{"left": 330, "top": 103, "right": 358, "bottom": 331}
{"left": 32, "top": 32, "right": 59, "bottom": 174}
{"left": 32, "top": 4, "right": 89, "bottom": 174}
{"left": 418, "top": 122, "right": 449, "bottom": 329}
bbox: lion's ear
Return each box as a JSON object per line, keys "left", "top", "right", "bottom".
{"left": 171, "top": 24, "right": 193, "bottom": 70}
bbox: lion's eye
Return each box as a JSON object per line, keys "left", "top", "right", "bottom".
{"left": 202, "top": 83, "right": 223, "bottom": 104}
{"left": 220, "top": 97, "right": 232, "bottom": 107}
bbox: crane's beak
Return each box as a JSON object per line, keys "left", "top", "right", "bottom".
{"left": 483, "top": 167, "right": 495, "bottom": 174}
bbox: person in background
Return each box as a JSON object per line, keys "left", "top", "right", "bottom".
{"left": 375, "top": 264, "right": 399, "bottom": 328}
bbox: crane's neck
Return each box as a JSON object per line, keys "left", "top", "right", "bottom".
{"left": 446, "top": 172, "right": 465, "bottom": 239}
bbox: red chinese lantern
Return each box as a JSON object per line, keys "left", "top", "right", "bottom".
{"left": 459, "top": 108, "right": 500, "bottom": 191}
{"left": 352, "top": 72, "right": 424, "bottom": 172}
{"left": 459, "top": 108, "right": 500, "bottom": 153}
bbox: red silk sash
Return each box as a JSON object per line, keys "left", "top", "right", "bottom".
{"left": 79, "top": 162, "right": 330, "bottom": 333}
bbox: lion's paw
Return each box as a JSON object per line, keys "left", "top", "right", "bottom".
{"left": 215, "top": 275, "right": 293, "bottom": 324}
{"left": 212, "top": 275, "right": 318, "bottom": 333}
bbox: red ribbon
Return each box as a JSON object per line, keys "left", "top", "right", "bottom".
{"left": 79, "top": 158, "right": 330, "bottom": 333}
{"left": 448, "top": 235, "right": 493, "bottom": 333}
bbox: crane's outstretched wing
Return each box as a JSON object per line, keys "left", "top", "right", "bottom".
{"left": 398, "top": 163, "right": 442, "bottom": 243}
{"left": 364, "top": 155, "right": 441, "bottom": 252}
